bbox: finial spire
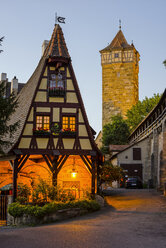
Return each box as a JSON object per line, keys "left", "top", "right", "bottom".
{"left": 119, "top": 19, "right": 121, "bottom": 30}
{"left": 55, "top": 12, "right": 58, "bottom": 25}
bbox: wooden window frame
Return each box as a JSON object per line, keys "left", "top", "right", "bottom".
{"left": 48, "top": 68, "right": 66, "bottom": 97}
{"left": 35, "top": 114, "right": 50, "bottom": 131}
{"left": 62, "top": 115, "right": 76, "bottom": 132}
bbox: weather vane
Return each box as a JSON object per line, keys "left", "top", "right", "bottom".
{"left": 119, "top": 19, "right": 121, "bottom": 30}
{"left": 55, "top": 13, "right": 66, "bottom": 25}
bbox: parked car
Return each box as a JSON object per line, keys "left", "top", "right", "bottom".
{"left": 125, "top": 177, "right": 143, "bottom": 189}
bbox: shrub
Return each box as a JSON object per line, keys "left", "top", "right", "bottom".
{"left": 16, "top": 184, "right": 31, "bottom": 204}
{"left": 8, "top": 200, "right": 100, "bottom": 219}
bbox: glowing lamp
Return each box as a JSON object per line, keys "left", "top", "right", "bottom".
{"left": 71, "top": 157, "right": 78, "bottom": 178}
{"left": 71, "top": 169, "right": 77, "bottom": 178}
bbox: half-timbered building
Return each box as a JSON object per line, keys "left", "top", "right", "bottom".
{"left": 0, "top": 24, "right": 102, "bottom": 200}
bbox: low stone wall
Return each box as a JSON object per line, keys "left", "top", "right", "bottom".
{"left": 8, "top": 208, "right": 88, "bottom": 226}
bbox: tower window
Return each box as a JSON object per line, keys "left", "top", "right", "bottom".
{"left": 62, "top": 116, "right": 76, "bottom": 131}
{"left": 114, "top": 53, "right": 119, "bottom": 58}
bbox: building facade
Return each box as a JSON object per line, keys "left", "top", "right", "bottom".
{"left": 100, "top": 28, "right": 140, "bottom": 127}
{"left": 111, "top": 89, "right": 166, "bottom": 190}
{"left": 0, "top": 24, "right": 102, "bottom": 200}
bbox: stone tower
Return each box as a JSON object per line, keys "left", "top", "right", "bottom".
{"left": 100, "top": 28, "right": 140, "bottom": 128}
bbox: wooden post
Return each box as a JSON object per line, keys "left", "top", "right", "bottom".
{"left": 52, "top": 170, "right": 57, "bottom": 186}
{"left": 13, "top": 158, "right": 19, "bottom": 202}
{"left": 91, "top": 156, "right": 96, "bottom": 196}
{"left": 52, "top": 156, "right": 58, "bottom": 186}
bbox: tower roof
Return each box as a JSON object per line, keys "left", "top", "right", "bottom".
{"left": 100, "top": 30, "right": 133, "bottom": 53}
{"left": 44, "top": 24, "right": 70, "bottom": 59}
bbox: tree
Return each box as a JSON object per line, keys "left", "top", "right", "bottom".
{"left": 163, "top": 59, "right": 166, "bottom": 68}
{"left": 126, "top": 93, "right": 161, "bottom": 132}
{"left": 101, "top": 115, "right": 130, "bottom": 152}
{"left": 0, "top": 36, "right": 4, "bottom": 53}
{"left": 101, "top": 161, "right": 124, "bottom": 185}
{"left": 0, "top": 81, "right": 19, "bottom": 153}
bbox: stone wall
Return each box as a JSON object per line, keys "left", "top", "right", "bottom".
{"left": 160, "top": 119, "right": 166, "bottom": 189}
{"left": 102, "top": 62, "right": 139, "bottom": 127}
{"left": 7, "top": 208, "right": 88, "bottom": 226}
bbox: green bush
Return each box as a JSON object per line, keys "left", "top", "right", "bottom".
{"left": 16, "top": 184, "right": 31, "bottom": 204}
{"left": 8, "top": 200, "right": 100, "bottom": 219}
{"left": 30, "top": 179, "right": 76, "bottom": 204}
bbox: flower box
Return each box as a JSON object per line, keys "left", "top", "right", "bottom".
{"left": 33, "top": 130, "right": 51, "bottom": 137}
{"left": 60, "top": 130, "right": 76, "bottom": 137}
{"left": 48, "top": 87, "right": 65, "bottom": 97}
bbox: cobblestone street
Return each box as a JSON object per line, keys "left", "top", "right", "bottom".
{"left": 0, "top": 189, "right": 166, "bottom": 248}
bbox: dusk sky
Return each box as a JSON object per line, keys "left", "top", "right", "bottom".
{"left": 0, "top": 0, "right": 166, "bottom": 134}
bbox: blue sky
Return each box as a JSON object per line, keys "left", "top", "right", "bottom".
{"left": 0, "top": 0, "right": 166, "bottom": 134}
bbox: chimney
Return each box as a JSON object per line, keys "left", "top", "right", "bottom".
{"left": 11, "top": 76, "right": 18, "bottom": 95}
{"left": 0, "top": 73, "right": 8, "bottom": 97}
{"left": 42, "top": 40, "right": 49, "bottom": 56}
{"left": 0, "top": 72, "right": 7, "bottom": 82}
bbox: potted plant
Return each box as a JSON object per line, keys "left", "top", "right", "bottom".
{"left": 51, "top": 123, "right": 60, "bottom": 136}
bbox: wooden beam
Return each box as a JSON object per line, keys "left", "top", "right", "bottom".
{"left": 13, "top": 157, "right": 19, "bottom": 202}
{"left": 57, "top": 155, "right": 69, "bottom": 174}
{"left": 80, "top": 155, "right": 92, "bottom": 174}
{"left": 84, "top": 155, "right": 92, "bottom": 166}
{"left": 52, "top": 156, "right": 59, "bottom": 186}
{"left": 17, "top": 155, "right": 30, "bottom": 172}
{"left": 91, "top": 157, "right": 96, "bottom": 196}
{"left": 42, "top": 154, "right": 53, "bottom": 172}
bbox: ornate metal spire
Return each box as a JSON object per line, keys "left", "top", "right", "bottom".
{"left": 119, "top": 19, "right": 121, "bottom": 30}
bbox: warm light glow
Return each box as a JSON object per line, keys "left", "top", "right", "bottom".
{"left": 71, "top": 171, "right": 77, "bottom": 178}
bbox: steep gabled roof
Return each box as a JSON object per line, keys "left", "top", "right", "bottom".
{"left": 2, "top": 25, "right": 101, "bottom": 157}
{"left": 2, "top": 25, "right": 71, "bottom": 154}
{"left": 2, "top": 56, "right": 46, "bottom": 154}
{"left": 100, "top": 30, "right": 132, "bottom": 53}
{"left": 44, "top": 24, "right": 70, "bottom": 58}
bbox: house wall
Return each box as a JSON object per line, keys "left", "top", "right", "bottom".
{"left": 117, "top": 139, "right": 150, "bottom": 182}
{"left": 115, "top": 115, "right": 166, "bottom": 189}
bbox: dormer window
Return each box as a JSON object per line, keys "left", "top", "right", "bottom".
{"left": 48, "top": 72, "right": 65, "bottom": 97}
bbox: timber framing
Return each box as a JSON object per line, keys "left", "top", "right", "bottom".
{"left": 1, "top": 24, "right": 103, "bottom": 201}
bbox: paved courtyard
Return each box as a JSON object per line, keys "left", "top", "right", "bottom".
{"left": 0, "top": 189, "right": 166, "bottom": 248}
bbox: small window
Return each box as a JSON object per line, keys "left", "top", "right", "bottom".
{"left": 115, "top": 53, "right": 119, "bottom": 58}
{"left": 36, "top": 116, "right": 50, "bottom": 130}
{"left": 48, "top": 71, "right": 65, "bottom": 97}
{"left": 62, "top": 116, "right": 76, "bottom": 131}
{"left": 133, "top": 148, "right": 141, "bottom": 160}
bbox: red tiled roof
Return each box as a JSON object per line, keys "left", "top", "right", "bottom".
{"left": 109, "top": 144, "right": 129, "bottom": 152}
{"left": 100, "top": 30, "right": 132, "bottom": 52}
